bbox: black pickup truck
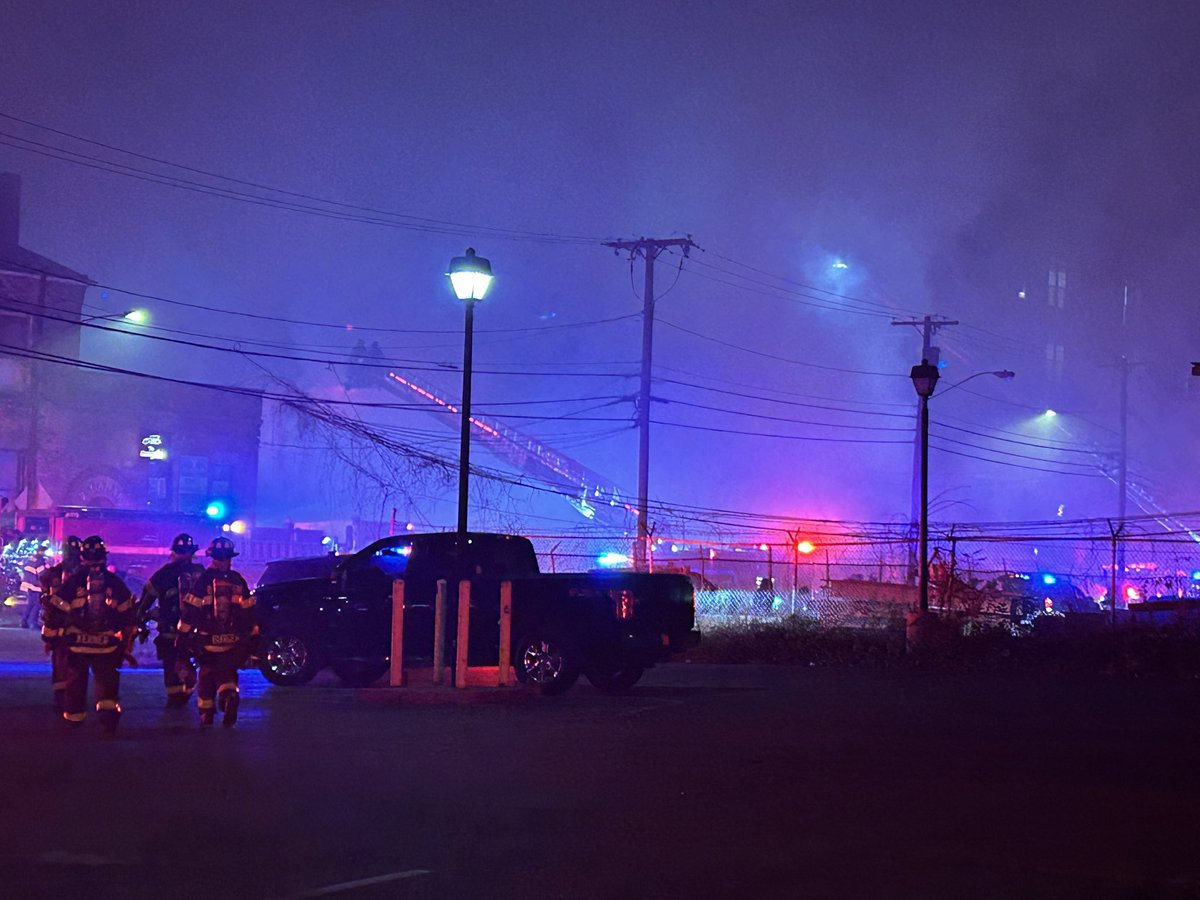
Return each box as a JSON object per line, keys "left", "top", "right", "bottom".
{"left": 253, "top": 532, "right": 699, "bottom": 695}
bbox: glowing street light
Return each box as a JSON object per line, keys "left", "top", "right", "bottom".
{"left": 1043, "top": 409, "right": 1058, "bottom": 419}
{"left": 81, "top": 307, "right": 149, "bottom": 325}
{"left": 447, "top": 248, "right": 494, "bottom": 534}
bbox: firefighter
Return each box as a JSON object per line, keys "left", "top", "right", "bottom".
{"left": 19, "top": 541, "right": 49, "bottom": 629}
{"left": 138, "top": 533, "right": 205, "bottom": 707}
{"left": 38, "top": 535, "right": 83, "bottom": 713}
{"left": 54, "top": 536, "right": 135, "bottom": 733}
{"left": 179, "top": 537, "right": 257, "bottom": 728}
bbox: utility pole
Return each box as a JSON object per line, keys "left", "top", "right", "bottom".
{"left": 1107, "top": 354, "right": 1138, "bottom": 587}
{"left": 892, "top": 314, "right": 957, "bottom": 584}
{"left": 1109, "top": 286, "right": 1134, "bottom": 593}
{"left": 604, "top": 236, "right": 695, "bottom": 571}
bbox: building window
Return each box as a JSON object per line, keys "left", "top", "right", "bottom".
{"left": 1048, "top": 268, "right": 1066, "bottom": 309}
{"left": 1045, "top": 342, "right": 1065, "bottom": 379}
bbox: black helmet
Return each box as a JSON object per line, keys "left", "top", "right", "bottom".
{"left": 80, "top": 535, "right": 107, "bottom": 564}
{"left": 64, "top": 535, "right": 83, "bottom": 559}
{"left": 171, "top": 533, "right": 199, "bottom": 555}
{"left": 206, "top": 536, "right": 239, "bottom": 560}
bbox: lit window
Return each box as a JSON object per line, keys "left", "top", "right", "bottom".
{"left": 1048, "top": 268, "right": 1066, "bottom": 308}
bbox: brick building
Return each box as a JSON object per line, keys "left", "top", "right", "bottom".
{"left": 0, "top": 172, "right": 262, "bottom": 526}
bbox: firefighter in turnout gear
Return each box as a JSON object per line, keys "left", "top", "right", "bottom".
{"left": 38, "top": 535, "right": 83, "bottom": 713}
{"left": 53, "top": 536, "right": 135, "bottom": 732}
{"left": 179, "top": 537, "right": 257, "bottom": 728}
{"left": 138, "top": 533, "right": 205, "bottom": 707}
{"left": 20, "top": 541, "right": 49, "bottom": 628}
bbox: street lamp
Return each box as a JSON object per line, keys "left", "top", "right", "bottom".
{"left": 80, "top": 308, "right": 148, "bottom": 325}
{"left": 446, "top": 248, "right": 493, "bottom": 534}
{"left": 909, "top": 364, "right": 1015, "bottom": 614}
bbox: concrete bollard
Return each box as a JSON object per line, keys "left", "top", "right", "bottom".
{"left": 389, "top": 579, "right": 405, "bottom": 687}
{"left": 433, "top": 579, "right": 447, "bottom": 685}
{"left": 498, "top": 580, "right": 512, "bottom": 686}
{"left": 455, "top": 580, "right": 470, "bottom": 689}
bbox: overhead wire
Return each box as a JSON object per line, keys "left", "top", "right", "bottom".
{"left": 0, "top": 115, "right": 602, "bottom": 245}
{"left": 657, "top": 318, "right": 909, "bottom": 377}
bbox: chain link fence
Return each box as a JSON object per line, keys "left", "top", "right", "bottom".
{"left": 524, "top": 515, "right": 1200, "bottom": 633}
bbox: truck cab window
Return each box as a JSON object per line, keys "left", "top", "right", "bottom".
{"left": 370, "top": 545, "right": 411, "bottom": 580}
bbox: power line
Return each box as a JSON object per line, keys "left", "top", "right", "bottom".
{"left": 686, "top": 254, "right": 907, "bottom": 318}
{"left": 648, "top": 418, "right": 910, "bottom": 444}
{"left": 697, "top": 245, "right": 917, "bottom": 316}
{"left": 658, "top": 318, "right": 908, "bottom": 377}
{"left": 0, "top": 300, "right": 640, "bottom": 380}
{"left": 654, "top": 361, "right": 914, "bottom": 409}
{"left": 656, "top": 397, "right": 913, "bottom": 433}
{"left": 655, "top": 375, "right": 914, "bottom": 418}
{"left": 0, "top": 257, "right": 637, "bottom": 336}
{"left": 929, "top": 442, "right": 1106, "bottom": 478}
{"left": 678, "top": 263, "right": 898, "bottom": 320}
{"left": 0, "top": 113, "right": 603, "bottom": 245}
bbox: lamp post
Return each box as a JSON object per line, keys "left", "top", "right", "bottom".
{"left": 446, "top": 248, "right": 494, "bottom": 534}
{"left": 909, "top": 365, "right": 1015, "bottom": 613}
{"left": 909, "top": 359, "right": 939, "bottom": 614}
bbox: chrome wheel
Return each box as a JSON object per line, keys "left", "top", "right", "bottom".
{"left": 260, "top": 634, "right": 320, "bottom": 685}
{"left": 516, "top": 632, "right": 580, "bottom": 695}
{"left": 268, "top": 637, "right": 308, "bottom": 677}
{"left": 521, "top": 638, "right": 565, "bottom": 686}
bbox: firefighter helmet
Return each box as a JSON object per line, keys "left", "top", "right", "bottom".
{"left": 206, "top": 536, "right": 239, "bottom": 560}
{"left": 63, "top": 535, "right": 83, "bottom": 563}
{"left": 80, "top": 535, "right": 108, "bottom": 564}
{"left": 171, "top": 533, "right": 199, "bottom": 555}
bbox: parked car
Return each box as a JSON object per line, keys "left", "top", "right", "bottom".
{"left": 253, "top": 532, "right": 699, "bottom": 695}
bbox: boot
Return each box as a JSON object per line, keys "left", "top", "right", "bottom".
{"left": 199, "top": 709, "right": 215, "bottom": 728}
{"left": 219, "top": 689, "right": 239, "bottom": 727}
{"left": 98, "top": 708, "right": 120, "bottom": 735}
{"left": 165, "top": 692, "right": 189, "bottom": 709}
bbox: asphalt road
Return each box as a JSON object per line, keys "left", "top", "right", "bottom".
{"left": 2, "top": 626, "right": 1199, "bottom": 900}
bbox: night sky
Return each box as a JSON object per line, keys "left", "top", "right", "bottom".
{"left": 2, "top": 1, "right": 1198, "bottom": 533}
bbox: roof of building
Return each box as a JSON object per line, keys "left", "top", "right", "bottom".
{"left": 0, "top": 244, "right": 92, "bottom": 283}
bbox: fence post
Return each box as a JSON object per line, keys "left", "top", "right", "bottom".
{"left": 946, "top": 528, "right": 958, "bottom": 612}
{"left": 433, "top": 579, "right": 447, "bottom": 685}
{"left": 498, "top": 580, "right": 513, "bottom": 686}
{"left": 455, "top": 579, "right": 471, "bottom": 689}
{"left": 791, "top": 536, "right": 799, "bottom": 616}
{"left": 1108, "top": 520, "right": 1120, "bottom": 629}
{"left": 389, "top": 579, "right": 405, "bottom": 687}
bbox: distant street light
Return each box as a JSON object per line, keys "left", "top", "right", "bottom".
{"left": 80, "top": 308, "right": 148, "bottom": 325}
{"left": 910, "top": 363, "right": 1015, "bottom": 613}
{"left": 447, "top": 248, "right": 494, "bottom": 534}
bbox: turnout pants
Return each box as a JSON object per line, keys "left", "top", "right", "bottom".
{"left": 63, "top": 649, "right": 122, "bottom": 724}
{"left": 157, "top": 634, "right": 195, "bottom": 698}
{"left": 50, "top": 642, "right": 70, "bottom": 700}
{"left": 197, "top": 648, "right": 246, "bottom": 713}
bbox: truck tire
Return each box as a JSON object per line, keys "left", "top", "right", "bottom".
{"left": 585, "top": 664, "right": 645, "bottom": 694}
{"left": 260, "top": 633, "right": 322, "bottom": 686}
{"left": 515, "top": 631, "right": 580, "bottom": 696}
{"left": 332, "top": 661, "right": 389, "bottom": 687}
